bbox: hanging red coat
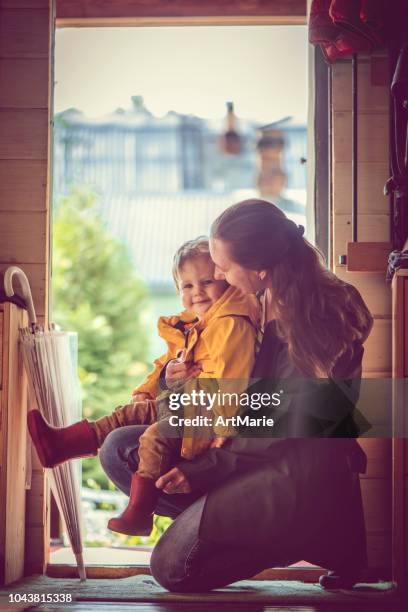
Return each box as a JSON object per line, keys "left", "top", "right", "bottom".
{"left": 309, "top": 0, "right": 384, "bottom": 63}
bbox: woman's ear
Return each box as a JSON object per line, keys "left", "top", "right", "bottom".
{"left": 258, "top": 270, "right": 268, "bottom": 282}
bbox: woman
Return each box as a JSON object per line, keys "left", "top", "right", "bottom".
{"left": 99, "top": 199, "right": 373, "bottom": 592}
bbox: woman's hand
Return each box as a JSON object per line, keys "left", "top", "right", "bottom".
{"left": 165, "top": 350, "right": 202, "bottom": 389}
{"left": 210, "top": 437, "right": 227, "bottom": 449}
{"left": 156, "top": 467, "right": 192, "bottom": 494}
{"left": 181, "top": 437, "right": 213, "bottom": 459}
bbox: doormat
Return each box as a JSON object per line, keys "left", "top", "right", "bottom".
{"left": 0, "top": 574, "right": 397, "bottom": 606}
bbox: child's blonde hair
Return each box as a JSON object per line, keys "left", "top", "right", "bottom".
{"left": 172, "top": 236, "right": 211, "bottom": 288}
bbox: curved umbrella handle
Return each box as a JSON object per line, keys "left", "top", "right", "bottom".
{"left": 3, "top": 266, "right": 37, "bottom": 327}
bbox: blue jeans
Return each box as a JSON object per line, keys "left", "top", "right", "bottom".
{"left": 99, "top": 425, "right": 272, "bottom": 591}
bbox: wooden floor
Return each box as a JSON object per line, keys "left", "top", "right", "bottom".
{"left": 1, "top": 577, "right": 401, "bottom": 612}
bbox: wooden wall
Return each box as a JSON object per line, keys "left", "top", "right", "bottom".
{"left": 0, "top": 304, "right": 28, "bottom": 585}
{"left": 392, "top": 269, "right": 408, "bottom": 593}
{"left": 0, "top": 0, "right": 53, "bottom": 576}
{"left": 331, "top": 54, "right": 393, "bottom": 576}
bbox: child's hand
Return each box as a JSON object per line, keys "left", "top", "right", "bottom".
{"left": 165, "top": 350, "right": 201, "bottom": 389}
{"left": 131, "top": 392, "right": 151, "bottom": 403}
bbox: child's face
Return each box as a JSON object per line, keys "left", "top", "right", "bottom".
{"left": 178, "top": 257, "right": 228, "bottom": 316}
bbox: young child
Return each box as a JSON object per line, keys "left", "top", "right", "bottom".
{"left": 27, "top": 237, "right": 259, "bottom": 536}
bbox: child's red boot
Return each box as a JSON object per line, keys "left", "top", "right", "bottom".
{"left": 107, "top": 473, "right": 159, "bottom": 536}
{"left": 27, "top": 409, "right": 98, "bottom": 468}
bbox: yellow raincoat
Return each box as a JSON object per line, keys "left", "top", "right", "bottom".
{"left": 133, "top": 285, "right": 259, "bottom": 457}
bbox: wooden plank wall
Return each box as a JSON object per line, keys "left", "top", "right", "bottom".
{"left": 0, "top": 0, "right": 53, "bottom": 576}
{"left": 391, "top": 270, "right": 408, "bottom": 593}
{"left": 0, "top": 304, "right": 28, "bottom": 585}
{"left": 331, "top": 55, "right": 392, "bottom": 575}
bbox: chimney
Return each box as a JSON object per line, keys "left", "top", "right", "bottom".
{"left": 218, "top": 101, "right": 241, "bottom": 155}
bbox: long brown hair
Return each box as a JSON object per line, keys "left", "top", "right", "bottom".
{"left": 211, "top": 199, "right": 373, "bottom": 377}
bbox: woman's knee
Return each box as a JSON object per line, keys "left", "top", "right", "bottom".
{"left": 98, "top": 428, "right": 125, "bottom": 470}
{"left": 99, "top": 425, "right": 144, "bottom": 469}
{"left": 150, "top": 534, "right": 200, "bottom": 592}
{"left": 150, "top": 533, "right": 175, "bottom": 591}
{"left": 150, "top": 495, "right": 208, "bottom": 592}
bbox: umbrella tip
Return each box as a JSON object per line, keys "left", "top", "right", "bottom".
{"left": 75, "top": 552, "right": 87, "bottom": 581}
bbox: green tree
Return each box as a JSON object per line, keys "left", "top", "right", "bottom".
{"left": 52, "top": 188, "right": 150, "bottom": 489}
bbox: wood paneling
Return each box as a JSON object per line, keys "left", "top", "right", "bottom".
{"left": 56, "top": 0, "right": 307, "bottom": 23}
{"left": 359, "top": 439, "right": 392, "bottom": 479}
{"left": 405, "top": 477, "right": 408, "bottom": 574}
{"left": 357, "top": 378, "right": 393, "bottom": 435}
{"left": 0, "top": 110, "right": 48, "bottom": 159}
{"left": 366, "top": 533, "right": 392, "bottom": 570}
{"left": 392, "top": 271, "right": 406, "bottom": 378}
{"left": 0, "top": 9, "right": 50, "bottom": 58}
{"left": 334, "top": 267, "right": 391, "bottom": 316}
{"left": 346, "top": 242, "right": 392, "bottom": 273}
{"left": 391, "top": 271, "right": 408, "bottom": 591}
{"left": 405, "top": 282, "right": 408, "bottom": 378}
{"left": 0, "top": 160, "right": 47, "bottom": 211}
{"left": 332, "top": 162, "right": 389, "bottom": 215}
{"left": 331, "top": 50, "right": 393, "bottom": 577}
{"left": 332, "top": 59, "right": 389, "bottom": 113}
{"left": 332, "top": 111, "right": 389, "bottom": 164}
{"left": 0, "top": 263, "right": 47, "bottom": 320}
{"left": 0, "top": 1, "right": 49, "bottom": 7}
{"left": 0, "top": 59, "right": 49, "bottom": 108}
{"left": 0, "top": 311, "right": 2, "bottom": 389}
{"left": 24, "top": 525, "right": 48, "bottom": 577}
{"left": 0, "top": 211, "right": 48, "bottom": 263}
{"left": 333, "top": 213, "right": 390, "bottom": 263}
{"left": 25, "top": 468, "right": 48, "bottom": 528}
{"left": 24, "top": 464, "right": 49, "bottom": 576}
{"left": 362, "top": 318, "right": 392, "bottom": 374}
{"left": 0, "top": 0, "right": 52, "bottom": 578}
{"left": 0, "top": 304, "right": 28, "bottom": 585}
{"left": 371, "top": 56, "right": 389, "bottom": 87}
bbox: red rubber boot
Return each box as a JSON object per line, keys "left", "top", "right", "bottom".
{"left": 107, "top": 473, "right": 159, "bottom": 536}
{"left": 27, "top": 409, "right": 98, "bottom": 468}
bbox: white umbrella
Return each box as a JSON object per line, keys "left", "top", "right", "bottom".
{"left": 4, "top": 266, "right": 86, "bottom": 581}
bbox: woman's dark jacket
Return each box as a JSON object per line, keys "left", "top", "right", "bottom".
{"left": 176, "top": 306, "right": 371, "bottom": 572}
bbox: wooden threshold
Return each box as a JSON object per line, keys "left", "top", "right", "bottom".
{"left": 48, "top": 546, "right": 324, "bottom": 580}
{"left": 46, "top": 548, "right": 390, "bottom": 582}
{"left": 47, "top": 564, "right": 325, "bottom": 581}
{"left": 46, "top": 563, "right": 392, "bottom": 582}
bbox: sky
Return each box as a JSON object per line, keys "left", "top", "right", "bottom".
{"left": 54, "top": 25, "right": 308, "bottom": 124}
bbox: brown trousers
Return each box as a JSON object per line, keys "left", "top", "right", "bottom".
{"left": 89, "top": 399, "right": 181, "bottom": 480}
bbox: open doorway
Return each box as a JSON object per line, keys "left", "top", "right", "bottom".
{"left": 50, "top": 24, "right": 309, "bottom": 566}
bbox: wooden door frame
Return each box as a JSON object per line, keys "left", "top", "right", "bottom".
{"left": 55, "top": 0, "right": 307, "bottom": 28}
{"left": 392, "top": 270, "right": 408, "bottom": 598}
{"left": 49, "top": 0, "right": 339, "bottom": 581}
